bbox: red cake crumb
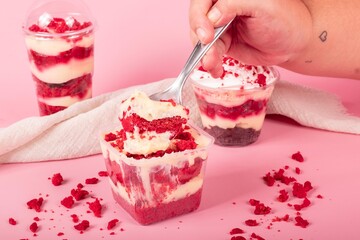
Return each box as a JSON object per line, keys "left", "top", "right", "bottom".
{"left": 229, "top": 228, "right": 245, "bottom": 235}
{"left": 71, "top": 188, "right": 89, "bottom": 201}
{"left": 57, "top": 232, "right": 64, "bottom": 236}
{"left": 273, "top": 168, "right": 297, "bottom": 185}
{"left": 98, "top": 171, "right": 109, "bottom": 177}
{"left": 51, "top": 173, "right": 64, "bottom": 186}
{"left": 292, "top": 181, "right": 313, "bottom": 198}
{"left": 251, "top": 232, "right": 265, "bottom": 240}
{"left": 74, "top": 220, "right": 90, "bottom": 231}
{"left": 245, "top": 219, "right": 259, "bottom": 226}
{"left": 262, "top": 172, "right": 275, "bottom": 186}
{"left": 317, "top": 194, "right": 324, "bottom": 199}
{"left": 61, "top": 196, "right": 75, "bottom": 209}
{"left": 272, "top": 214, "right": 290, "bottom": 222}
{"left": 295, "top": 167, "right": 301, "bottom": 174}
{"left": 27, "top": 197, "right": 44, "bottom": 212}
{"left": 85, "top": 177, "right": 99, "bottom": 184}
{"left": 294, "top": 198, "right": 311, "bottom": 211}
{"left": 249, "top": 199, "right": 260, "bottom": 206}
{"left": 231, "top": 236, "right": 246, "bottom": 240}
{"left": 33, "top": 217, "right": 40, "bottom": 221}
{"left": 291, "top": 151, "right": 304, "bottom": 162}
{"left": 87, "top": 198, "right": 102, "bottom": 217}
{"left": 251, "top": 201, "right": 271, "bottom": 215}
{"left": 295, "top": 216, "right": 309, "bottom": 228}
{"left": 70, "top": 214, "right": 79, "bottom": 223}
{"left": 29, "top": 222, "right": 38, "bottom": 233}
{"left": 8, "top": 218, "right": 17, "bottom": 225}
{"left": 107, "top": 219, "right": 119, "bottom": 230}
{"left": 277, "top": 189, "right": 289, "bottom": 202}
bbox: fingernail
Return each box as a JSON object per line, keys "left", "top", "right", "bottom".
{"left": 196, "top": 27, "right": 207, "bottom": 42}
{"left": 207, "top": 7, "right": 221, "bottom": 23}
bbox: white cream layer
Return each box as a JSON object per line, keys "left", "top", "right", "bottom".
{"left": 30, "top": 57, "right": 94, "bottom": 84}
{"left": 25, "top": 34, "right": 94, "bottom": 56}
{"left": 200, "top": 110, "right": 266, "bottom": 130}
{"left": 37, "top": 88, "right": 92, "bottom": 107}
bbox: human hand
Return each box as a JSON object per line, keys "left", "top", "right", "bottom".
{"left": 189, "top": 0, "right": 312, "bottom": 77}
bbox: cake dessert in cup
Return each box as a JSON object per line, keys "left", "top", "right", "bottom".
{"left": 191, "top": 56, "right": 279, "bottom": 146}
{"left": 100, "top": 91, "right": 213, "bottom": 225}
{"left": 22, "top": 0, "right": 95, "bottom": 115}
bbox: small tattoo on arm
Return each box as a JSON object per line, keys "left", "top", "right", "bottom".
{"left": 305, "top": 60, "right": 313, "bottom": 64}
{"left": 319, "top": 31, "right": 328, "bottom": 42}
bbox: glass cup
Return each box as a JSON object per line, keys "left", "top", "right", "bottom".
{"left": 100, "top": 124, "right": 213, "bottom": 225}
{"left": 22, "top": 0, "right": 96, "bottom": 116}
{"left": 191, "top": 62, "right": 279, "bottom": 146}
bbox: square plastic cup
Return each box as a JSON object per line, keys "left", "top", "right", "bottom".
{"left": 191, "top": 67, "right": 279, "bottom": 146}
{"left": 22, "top": 0, "right": 96, "bottom": 116}
{"left": 99, "top": 124, "right": 214, "bottom": 225}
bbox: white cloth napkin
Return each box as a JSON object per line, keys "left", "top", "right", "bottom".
{"left": 0, "top": 78, "right": 359, "bottom": 163}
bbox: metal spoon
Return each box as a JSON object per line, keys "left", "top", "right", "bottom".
{"left": 150, "top": 19, "right": 234, "bottom": 104}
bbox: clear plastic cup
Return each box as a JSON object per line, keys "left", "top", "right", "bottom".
{"left": 22, "top": 0, "right": 96, "bottom": 115}
{"left": 100, "top": 124, "right": 214, "bottom": 225}
{"left": 191, "top": 58, "right": 279, "bottom": 146}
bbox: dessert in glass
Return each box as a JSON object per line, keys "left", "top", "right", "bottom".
{"left": 99, "top": 91, "right": 214, "bottom": 225}
{"left": 191, "top": 56, "right": 279, "bottom": 146}
{"left": 22, "top": 0, "right": 95, "bottom": 116}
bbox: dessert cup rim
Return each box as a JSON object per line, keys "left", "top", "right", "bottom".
{"left": 191, "top": 66, "right": 279, "bottom": 92}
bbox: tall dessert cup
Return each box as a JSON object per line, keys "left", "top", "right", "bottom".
{"left": 191, "top": 56, "right": 279, "bottom": 146}
{"left": 22, "top": 0, "right": 96, "bottom": 115}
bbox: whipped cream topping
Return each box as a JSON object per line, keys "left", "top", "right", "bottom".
{"left": 191, "top": 56, "right": 277, "bottom": 90}
{"left": 119, "top": 91, "right": 189, "bottom": 121}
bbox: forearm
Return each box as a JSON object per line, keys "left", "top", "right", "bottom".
{"left": 280, "top": 0, "right": 360, "bottom": 80}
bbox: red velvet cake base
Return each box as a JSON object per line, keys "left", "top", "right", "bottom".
{"left": 111, "top": 188, "right": 203, "bottom": 225}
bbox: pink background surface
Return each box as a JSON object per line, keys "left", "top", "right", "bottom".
{"left": 0, "top": 1, "right": 359, "bottom": 239}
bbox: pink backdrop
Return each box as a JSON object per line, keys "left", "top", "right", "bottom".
{"left": 0, "top": 1, "right": 359, "bottom": 239}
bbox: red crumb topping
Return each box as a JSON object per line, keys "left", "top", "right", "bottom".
{"left": 51, "top": 173, "right": 64, "bottom": 186}
{"left": 277, "top": 189, "right": 289, "bottom": 202}
{"left": 251, "top": 232, "right": 265, "bottom": 240}
{"left": 295, "top": 167, "right": 301, "bottom": 174}
{"left": 229, "top": 228, "right": 245, "bottom": 235}
{"left": 74, "top": 220, "right": 90, "bottom": 231}
{"left": 57, "top": 232, "right": 64, "bottom": 236}
{"left": 231, "top": 236, "right": 246, "bottom": 240}
{"left": 107, "top": 219, "right": 119, "bottom": 230}
{"left": 60, "top": 196, "right": 75, "bottom": 209}
{"left": 8, "top": 218, "right": 17, "bottom": 225}
{"left": 273, "top": 168, "right": 297, "bottom": 185}
{"left": 291, "top": 151, "right": 304, "bottom": 162}
{"left": 27, "top": 197, "right": 44, "bottom": 212}
{"left": 272, "top": 214, "right": 290, "bottom": 222}
{"left": 98, "top": 171, "right": 109, "bottom": 177}
{"left": 256, "top": 74, "right": 266, "bottom": 87}
{"left": 262, "top": 172, "right": 275, "bottom": 186}
{"left": 245, "top": 219, "right": 259, "bottom": 226}
{"left": 292, "top": 181, "right": 313, "bottom": 198}
{"left": 295, "top": 216, "right": 309, "bottom": 228}
{"left": 85, "top": 177, "right": 99, "bottom": 184}
{"left": 71, "top": 214, "right": 79, "bottom": 223}
{"left": 71, "top": 188, "right": 89, "bottom": 201}
{"left": 28, "top": 17, "right": 92, "bottom": 34}
{"left": 33, "top": 217, "right": 40, "bottom": 221}
{"left": 249, "top": 199, "right": 271, "bottom": 215}
{"left": 294, "top": 198, "right": 311, "bottom": 211}
{"left": 29, "top": 222, "right": 38, "bottom": 233}
{"left": 87, "top": 198, "right": 102, "bottom": 217}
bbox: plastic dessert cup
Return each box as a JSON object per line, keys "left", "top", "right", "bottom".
{"left": 100, "top": 124, "right": 214, "bottom": 225}
{"left": 22, "top": 0, "right": 95, "bottom": 116}
{"left": 191, "top": 64, "right": 279, "bottom": 146}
